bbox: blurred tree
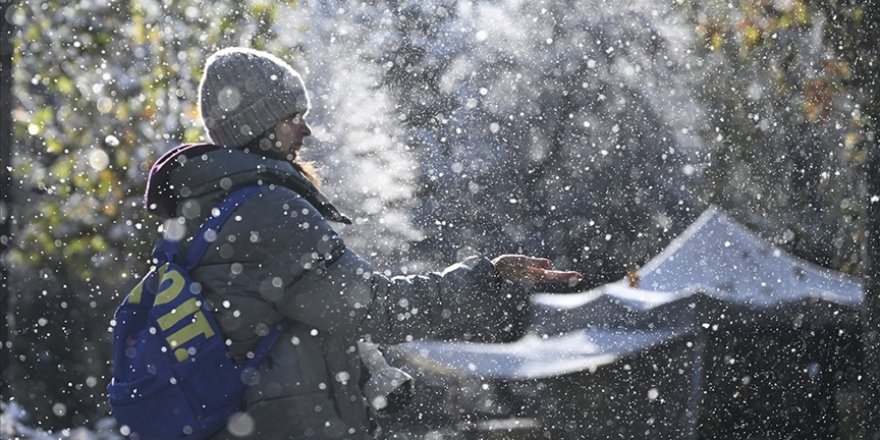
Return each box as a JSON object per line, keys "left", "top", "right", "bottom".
{"left": 853, "top": 0, "right": 880, "bottom": 434}
{"left": 3, "top": 0, "right": 876, "bottom": 432}
{"left": 266, "top": 0, "right": 424, "bottom": 270}
{"left": 680, "top": 0, "right": 878, "bottom": 434}
{"left": 681, "top": 0, "right": 866, "bottom": 274}
{"left": 4, "top": 0, "right": 421, "bottom": 428}
{"left": 374, "top": 0, "right": 707, "bottom": 284}
{"left": 1, "top": 0, "right": 16, "bottom": 414}
{"left": 3, "top": 0, "right": 289, "bottom": 429}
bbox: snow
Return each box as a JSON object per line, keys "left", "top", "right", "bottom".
{"left": 1, "top": 402, "right": 122, "bottom": 440}
{"left": 3, "top": 0, "right": 874, "bottom": 435}
{"left": 629, "top": 205, "right": 863, "bottom": 306}
{"left": 394, "top": 328, "right": 680, "bottom": 380}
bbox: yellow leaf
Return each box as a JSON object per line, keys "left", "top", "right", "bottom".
{"left": 795, "top": 4, "right": 808, "bottom": 24}
{"left": 56, "top": 76, "right": 75, "bottom": 94}
{"left": 184, "top": 127, "right": 203, "bottom": 143}
{"left": 133, "top": 14, "right": 145, "bottom": 45}
{"left": 91, "top": 236, "right": 109, "bottom": 252}
{"left": 98, "top": 169, "right": 114, "bottom": 197}
{"left": 843, "top": 133, "right": 860, "bottom": 151}
{"left": 115, "top": 104, "right": 130, "bottom": 121}
{"left": 185, "top": 104, "right": 200, "bottom": 121}
{"left": 744, "top": 26, "right": 761, "bottom": 48}
{"left": 46, "top": 138, "right": 63, "bottom": 155}
{"left": 33, "top": 106, "right": 54, "bottom": 126}
{"left": 710, "top": 33, "right": 724, "bottom": 51}
{"left": 51, "top": 158, "right": 73, "bottom": 180}
{"left": 779, "top": 14, "right": 791, "bottom": 29}
{"left": 103, "top": 202, "right": 118, "bottom": 216}
{"left": 149, "top": 28, "right": 160, "bottom": 44}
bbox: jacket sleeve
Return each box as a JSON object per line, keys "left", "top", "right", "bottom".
{"left": 266, "top": 191, "right": 505, "bottom": 344}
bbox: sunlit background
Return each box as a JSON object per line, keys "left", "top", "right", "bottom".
{"left": 1, "top": 0, "right": 877, "bottom": 437}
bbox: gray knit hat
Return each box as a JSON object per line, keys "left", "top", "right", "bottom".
{"left": 198, "top": 47, "right": 310, "bottom": 148}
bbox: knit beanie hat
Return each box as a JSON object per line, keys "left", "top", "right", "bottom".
{"left": 198, "top": 47, "right": 310, "bottom": 148}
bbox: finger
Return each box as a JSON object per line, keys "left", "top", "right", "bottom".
{"left": 538, "top": 270, "right": 584, "bottom": 283}
{"left": 492, "top": 254, "right": 530, "bottom": 266}
{"left": 495, "top": 256, "right": 548, "bottom": 274}
{"left": 508, "top": 256, "right": 551, "bottom": 269}
{"left": 525, "top": 257, "right": 552, "bottom": 269}
{"left": 525, "top": 267, "right": 577, "bottom": 280}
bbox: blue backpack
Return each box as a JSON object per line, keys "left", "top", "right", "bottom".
{"left": 107, "top": 185, "right": 286, "bottom": 440}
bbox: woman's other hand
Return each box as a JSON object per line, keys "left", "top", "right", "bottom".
{"left": 491, "top": 254, "right": 583, "bottom": 285}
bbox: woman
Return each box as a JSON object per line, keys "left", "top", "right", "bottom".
{"left": 144, "top": 47, "right": 581, "bottom": 439}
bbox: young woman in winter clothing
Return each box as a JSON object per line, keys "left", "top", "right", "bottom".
{"left": 144, "top": 47, "right": 581, "bottom": 439}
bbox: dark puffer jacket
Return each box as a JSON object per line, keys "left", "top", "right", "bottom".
{"left": 145, "top": 145, "right": 505, "bottom": 439}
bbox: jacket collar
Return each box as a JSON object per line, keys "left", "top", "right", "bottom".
{"left": 144, "top": 143, "right": 351, "bottom": 224}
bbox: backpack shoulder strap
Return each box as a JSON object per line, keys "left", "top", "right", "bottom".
{"left": 183, "top": 185, "right": 263, "bottom": 270}
{"left": 245, "top": 321, "right": 288, "bottom": 369}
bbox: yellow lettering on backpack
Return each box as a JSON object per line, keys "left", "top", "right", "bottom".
{"left": 166, "top": 311, "right": 215, "bottom": 362}
{"left": 156, "top": 297, "right": 201, "bottom": 330}
{"left": 128, "top": 277, "right": 147, "bottom": 305}
{"left": 154, "top": 265, "right": 186, "bottom": 306}
{"left": 150, "top": 265, "right": 216, "bottom": 362}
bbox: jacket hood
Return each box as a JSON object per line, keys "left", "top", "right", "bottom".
{"left": 144, "top": 143, "right": 351, "bottom": 224}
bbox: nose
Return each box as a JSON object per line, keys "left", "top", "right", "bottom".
{"left": 302, "top": 123, "right": 312, "bottom": 138}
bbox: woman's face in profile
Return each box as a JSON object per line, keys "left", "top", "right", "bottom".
{"left": 274, "top": 113, "right": 312, "bottom": 156}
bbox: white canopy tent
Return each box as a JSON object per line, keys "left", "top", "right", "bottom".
{"left": 397, "top": 205, "right": 863, "bottom": 378}
{"left": 624, "top": 205, "right": 861, "bottom": 306}
{"left": 387, "top": 206, "right": 864, "bottom": 438}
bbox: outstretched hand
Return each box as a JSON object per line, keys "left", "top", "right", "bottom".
{"left": 491, "top": 254, "right": 583, "bottom": 285}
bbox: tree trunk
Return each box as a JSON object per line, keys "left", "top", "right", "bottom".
{"left": 860, "top": 1, "right": 880, "bottom": 436}
{"left": 863, "top": 104, "right": 880, "bottom": 438}
{"left": 0, "top": 0, "right": 16, "bottom": 403}
{"left": 865, "top": 137, "right": 880, "bottom": 438}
